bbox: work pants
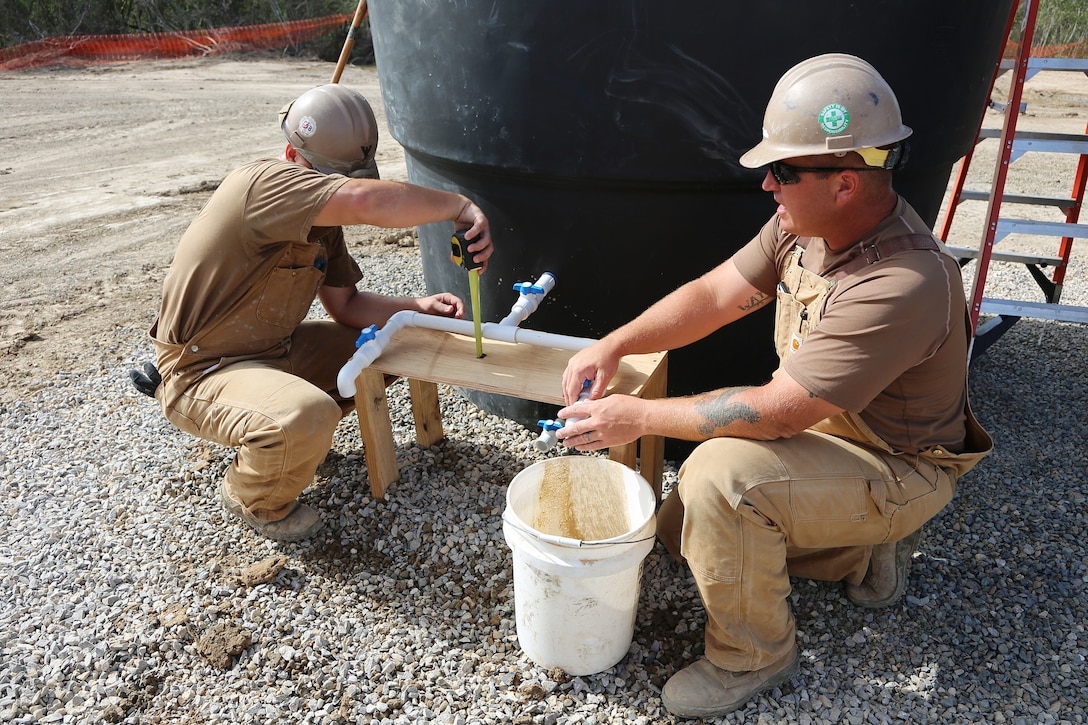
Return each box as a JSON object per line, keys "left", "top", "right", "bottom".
{"left": 164, "top": 321, "right": 359, "bottom": 521}
{"left": 657, "top": 430, "right": 956, "bottom": 672}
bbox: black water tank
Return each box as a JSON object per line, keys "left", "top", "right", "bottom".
{"left": 367, "top": 0, "right": 1014, "bottom": 432}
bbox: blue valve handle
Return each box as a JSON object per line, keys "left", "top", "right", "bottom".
{"left": 512, "top": 282, "right": 545, "bottom": 295}
{"left": 355, "top": 324, "right": 379, "bottom": 348}
{"left": 536, "top": 381, "right": 591, "bottom": 433}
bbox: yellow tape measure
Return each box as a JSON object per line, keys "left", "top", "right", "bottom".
{"left": 451, "top": 230, "right": 485, "bottom": 358}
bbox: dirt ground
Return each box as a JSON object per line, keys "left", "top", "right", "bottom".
{"left": 1, "top": 55, "right": 1086, "bottom": 398}
{"left": 0, "top": 56, "right": 408, "bottom": 398}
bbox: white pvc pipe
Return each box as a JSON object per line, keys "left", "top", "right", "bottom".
{"left": 337, "top": 311, "right": 597, "bottom": 397}
{"left": 532, "top": 380, "right": 591, "bottom": 452}
{"left": 500, "top": 272, "right": 556, "bottom": 326}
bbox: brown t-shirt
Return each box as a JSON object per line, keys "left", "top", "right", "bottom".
{"left": 153, "top": 159, "right": 362, "bottom": 387}
{"left": 732, "top": 197, "right": 969, "bottom": 454}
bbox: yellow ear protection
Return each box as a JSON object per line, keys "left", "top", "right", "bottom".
{"left": 856, "top": 142, "right": 910, "bottom": 171}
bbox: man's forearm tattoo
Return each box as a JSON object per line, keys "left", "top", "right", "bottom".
{"left": 694, "top": 386, "right": 759, "bottom": 435}
{"left": 739, "top": 291, "right": 770, "bottom": 312}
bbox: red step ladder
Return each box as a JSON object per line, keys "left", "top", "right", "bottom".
{"left": 937, "top": 0, "right": 1088, "bottom": 359}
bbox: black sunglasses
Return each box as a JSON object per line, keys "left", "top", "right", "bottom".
{"left": 769, "top": 161, "right": 884, "bottom": 185}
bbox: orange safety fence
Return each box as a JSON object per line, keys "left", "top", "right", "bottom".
{"left": 0, "top": 14, "right": 352, "bottom": 71}
{"left": 2, "top": 20, "right": 1082, "bottom": 73}
{"left": 1005, "top": 39, "right": 1088, "bottom": 59}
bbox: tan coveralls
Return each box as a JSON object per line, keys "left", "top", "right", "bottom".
{"left": 658, "top": 235, "right": 992, "bottom": 673}
{"left": 151, "top": 161, "right": 361, "bottom": 523}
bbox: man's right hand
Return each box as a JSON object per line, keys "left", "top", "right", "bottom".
{"left": 562, "top": 341, "right": 621, "bottom": 405}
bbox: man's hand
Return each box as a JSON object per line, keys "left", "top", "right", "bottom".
{"left": 555, "top": 394, "right": 645, "bottom": 451}
{"left": 416, "top": 292, "right": 465, "bottom": 319}
{"left": 319, "top": 286, "right": 464, "bottom": 329}
{"left": 562, "top": 340, "right": 622, "bottom": 405}
{"left": 454, "top": 201, "right": 493, "bottom": 273}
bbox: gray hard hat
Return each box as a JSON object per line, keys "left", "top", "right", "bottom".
{"left": 280, "top": 84, "right": 380, "bottom": 178}
{"left": 740, "top": 53, "right": 912, "bottom": 169}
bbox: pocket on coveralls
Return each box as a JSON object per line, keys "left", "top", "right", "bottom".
{"left": 257, "top": 265, "right": 324, "bottom": 329}
{"left": 879, "top": 461, "right": 952, "bottom": 543}
{"left": 786, "top": 476, "right": 882, "bottom": 549}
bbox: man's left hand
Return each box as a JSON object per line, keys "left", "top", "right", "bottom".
{"left": 418, "top": 292, "right": 465, "bottom": 319}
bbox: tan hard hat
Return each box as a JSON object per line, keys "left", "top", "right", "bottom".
{"left": 739, "top": 53, "right": 912, "bottom": 169}
{"left": 280, "top": 84, "right": 380, "bottom": 178}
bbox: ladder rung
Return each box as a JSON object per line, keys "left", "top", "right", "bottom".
{"left": 976, "top": 128, "right": 1088, "bottom": 155}
{"left": 999, "top": 57, "right": 1088, "bottom": 73}
{"left": 996, "top": 218, "right": 1088, "bottom": 240}
{"left": 980, "top": 298, "right": 1088, "bottom": 324}
{"left": 946, "top": 246, "right": 1063, "bottom": 266}
{"left": 958, "top": 189, "right": 1077, "bottom": 210}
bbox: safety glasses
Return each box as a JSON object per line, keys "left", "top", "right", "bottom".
{"left": 769, "top": 161, "right": 884, "bottom": 185}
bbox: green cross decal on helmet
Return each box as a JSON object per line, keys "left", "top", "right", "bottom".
{"left": 818, "top": 103, "right": 850, "bottom": 135}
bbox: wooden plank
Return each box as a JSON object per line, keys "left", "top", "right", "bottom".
{"left": 365, "top": 327, "right": 664, "bottom": 405}
{"left": 353, "top": 326, "right": 669, "bottom": 497}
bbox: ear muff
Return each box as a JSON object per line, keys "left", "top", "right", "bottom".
{"left": 857, "top": 142, "right": 910, "bottom": 171}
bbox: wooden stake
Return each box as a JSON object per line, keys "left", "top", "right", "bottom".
{"left": 331, "top": 0, "right": 369, "bottom": 84}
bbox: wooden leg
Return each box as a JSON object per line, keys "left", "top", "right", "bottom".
{"left": 608, "top": 355, "right": 667, "bottom": 501}
{"left": 408, "top": 378, "right": 444, "bottom": 447}
{"left": 609, "top": 436, "right": 663, "bottom": 502}
{"left": 639, "top": 434, "right": 665, "bottom": 503}
{"left": 354, "top": 367, "right": 400, "bottom": 499}
{"left": 608, "top": 443, "right": 638, "bottom": 471}
{"left": 641, "top": 354, "right": 669, "bottom": 501}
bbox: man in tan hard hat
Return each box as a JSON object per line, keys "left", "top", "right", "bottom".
{"left": 144, "top": 84, "right": 493, "bottom": 542}
{"left": 556, "top": 54, "right": 992, "bottom": 718}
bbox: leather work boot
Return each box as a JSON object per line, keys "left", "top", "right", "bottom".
{"left": 662, "top": 644, "right": 800, "bottom": 719}
{"left": 846, "top": 528, "right": 923, "bottom": 609}
{"left": 220, "top": 485, "right": 324, "bottom": 542}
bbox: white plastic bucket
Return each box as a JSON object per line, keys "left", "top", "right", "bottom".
{"left": 502, "top": 456, "right": 657, "bottom": 676}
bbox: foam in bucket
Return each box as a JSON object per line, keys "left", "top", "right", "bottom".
{"left": 508, "top": 456, "right": 654, "bottom": 545}
{"left": 533, "top": 456, "right": 637, "bottom": 540}
{"left": 502, "top": 457, "right": 656, "bottom": 675}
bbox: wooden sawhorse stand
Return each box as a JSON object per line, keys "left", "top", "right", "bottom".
{"left": 351, "top": 326, "right": 668, "bottom": 500}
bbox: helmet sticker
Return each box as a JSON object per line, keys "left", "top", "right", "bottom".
{"left": 298, "top": 115, "right": 317, "bottom": 137}
{"left": 818, "top": 104, "right": 849, "bottom": 136}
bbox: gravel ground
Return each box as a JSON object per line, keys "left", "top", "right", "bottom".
{"left": 2, "top": 240, "right": 1086, "bottom": 724}
{"left": 2, "top": 60, "right": 1087, "bottom": 724}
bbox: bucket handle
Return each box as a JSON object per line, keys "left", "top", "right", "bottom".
{"left": 501, "top": 512, "right": 656, "bottom": 548}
